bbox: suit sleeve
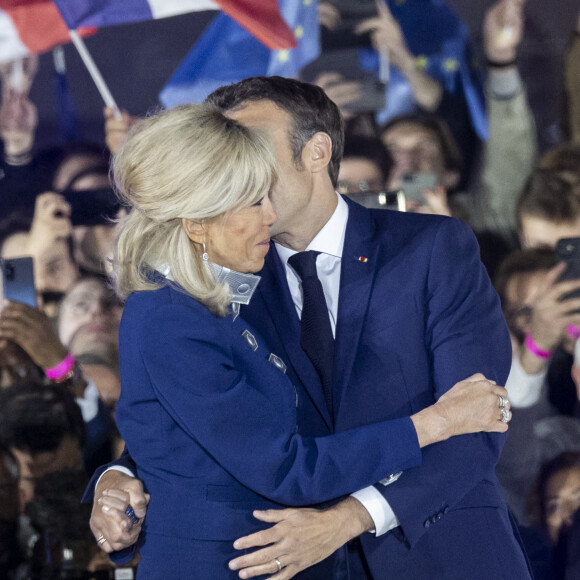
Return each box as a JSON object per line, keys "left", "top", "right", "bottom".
{"left": 376, "top": 217, "right": 512, "bottom": 546}
{"left": 131, "top": 304, "right": 422, "bottom": 506}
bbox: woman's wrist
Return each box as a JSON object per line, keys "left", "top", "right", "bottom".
{"left": 411, "top": 405, "right": 450, "bottom": 448}
{"left": 45, "top": 352, "right": 75, "bottom": 382}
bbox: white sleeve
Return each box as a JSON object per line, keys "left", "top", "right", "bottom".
{"left": 350, "top": 486, "right": 400, "bottom": 536}
{"left": 505, "top": 355, "right": 547, "bottom": 408}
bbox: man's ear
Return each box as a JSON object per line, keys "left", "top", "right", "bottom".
{"left": 182, "top": 218, "right": 205, "bottom": 244}
{"left": 305, "top": 132, "right": 332, "bottom": 174}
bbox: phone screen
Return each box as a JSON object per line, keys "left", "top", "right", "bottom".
{"left": 556, "top": 237, "right": 580, "bottom": 303}
{"left": 2, "top": 257, "right": 36, "bottom": 308}
{"left": 400, "top": 173, "right": 438, "bottom": 204}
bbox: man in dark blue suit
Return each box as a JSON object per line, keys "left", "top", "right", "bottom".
{"left": 89, "top": 77, "right": 531, "bottom": 579}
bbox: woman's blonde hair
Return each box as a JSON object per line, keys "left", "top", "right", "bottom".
{"left": 112, "top": 104, "right": 277, "bottom": 315}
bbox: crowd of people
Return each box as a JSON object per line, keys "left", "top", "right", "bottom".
{"left": 1, "top": 0, "right": 580, "bottom": 578}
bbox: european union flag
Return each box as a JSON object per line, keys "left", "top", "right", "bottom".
{"left": 159, "top": 0, "right": 319, "bottom": 108}
{"left": 364, "top": 0, "right": 487, "bottom": 139}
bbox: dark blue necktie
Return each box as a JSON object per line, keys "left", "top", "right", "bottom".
{"left": 288, "top": 251, "right": 334, "bottom": 418}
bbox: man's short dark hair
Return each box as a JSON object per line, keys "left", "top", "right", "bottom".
{"left": 205, "top": 76, "right": 344, "bottom": 187}
{"left": 0, "top": 384, "right": 86, "bottom": 453}
{"left": 517, "top": 167, "right": 580, "bottom": 227}
{"left": 342, "top": 133, "right": 394, "bottom": 185}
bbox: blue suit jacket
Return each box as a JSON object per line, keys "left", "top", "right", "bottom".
{"left": 113, "top": 268, "right": 424, "bottom": 576}
{"left": 89, "top": 199, "right": 531, "bottom": 578}
{"left": 242, "top": 198, "right": 531, "bottom": 579}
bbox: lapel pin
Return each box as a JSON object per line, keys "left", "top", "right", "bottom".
{"left": 357, "top": 256, "right": 368, "bottom": 263}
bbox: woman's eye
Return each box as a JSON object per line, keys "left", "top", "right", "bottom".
{"left": 252, "top": 198, "right": 264, "bottom": 207}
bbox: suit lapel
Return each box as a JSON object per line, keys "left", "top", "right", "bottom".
{"left": 333, "top": 200, "right": 381, "bottom": 419}
{"left": 256, "top": 246, "right": 333, "bottom": 430}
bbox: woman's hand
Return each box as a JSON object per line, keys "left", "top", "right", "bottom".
{"left": 90, "top": 470, "right": 149, "bottom": 553}
{"left": 412, "top": 373, "right": 509, "bottom": 447}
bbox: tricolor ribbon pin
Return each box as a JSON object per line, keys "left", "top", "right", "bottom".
{"left": 357, "top": 256, "right": 368, "bottom": 263}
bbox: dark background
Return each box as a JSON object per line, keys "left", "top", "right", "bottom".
{"left": 25, "top": 0, "right": 580, "bottom": 152}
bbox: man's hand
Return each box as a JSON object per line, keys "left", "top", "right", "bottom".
{"left": 90, "top": 470, "right": 149, "bottom": 553}
{"left": 228, "top": 497, "right": 373, "bottom": 579}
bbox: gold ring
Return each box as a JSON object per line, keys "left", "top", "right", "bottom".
{"left": 97, "top": 534, "right": 107, "bottom": 546}
{"left": 275, "top": 558, "right": 282, "bottom": 572}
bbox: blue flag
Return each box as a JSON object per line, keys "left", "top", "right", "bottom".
{"left": 364, "top": 0, "right": 487, "bottom": 139}
{"left": 160, "top": 0, "right": 319, "bottom": 108}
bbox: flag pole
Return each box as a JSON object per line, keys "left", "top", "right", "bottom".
{"left": 68, "top": 30, "right": 121, "bottom": 119}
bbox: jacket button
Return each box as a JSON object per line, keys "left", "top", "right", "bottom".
{"left": 423, "top": 519, "right": 431, "bottom": 528}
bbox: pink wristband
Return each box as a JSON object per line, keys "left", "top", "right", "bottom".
{"left": 45, "top": 352, "right": 75, "bottom": 380}
{"left": 524, "top": 334, "right": 553, "bottom": 360}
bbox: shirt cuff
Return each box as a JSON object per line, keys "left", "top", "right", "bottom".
{"left": 95, "top": 465, "right": 136, "bottom": 492}
{"left": 350, "top": 486, "right": 399, "bottom": 537}
{"left": 505, "top": 354, "right": 547, "bottom": 408}
{"left": 486, "top": 69, "right": 523, "bottom": 100}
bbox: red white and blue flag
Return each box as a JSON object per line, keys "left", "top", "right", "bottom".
{"left": 0, "top": 1, "right": 94, "bottom": 63}
{"left": 0, "top": 0, "right": 295, "bottom": 64}
{"left": 52, "top": 0, "right": 296, "bottom": 49}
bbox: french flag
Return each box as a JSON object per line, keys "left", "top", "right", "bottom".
{"left": 0, "top": 0, "right": 295, "bottom": 65}
{"left": 0, "top": 1, "right": 95, "bottom": 63}
{"left": 53, "top": 0, "right": 296, "bottom": 50}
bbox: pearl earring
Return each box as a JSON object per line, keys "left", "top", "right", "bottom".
{"left": 202, "top": 242, "right": 209, "bottom": 262}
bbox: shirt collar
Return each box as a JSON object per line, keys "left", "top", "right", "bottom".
{"left": 275, "top": 193, "right": 349, "bottom": 264}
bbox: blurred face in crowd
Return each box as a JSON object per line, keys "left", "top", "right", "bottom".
{"left": 69, "top": 171, "right": 118, "bottom": 275}
{"left": 502, "top": 270, "right": 546, "bottom": 348}
{"left": 519, "top": 214, "right": 580, "bottom": 249}
{"left": 58, "top": 278, "right": 122, "bottom": 350}
{"left": 1, "top": 232, "right": 79, "bottom": 299}
{"left": 544, "top": 466, "right": 580, "bottom": 543}
{"left": 338, "top": 157, "right": 385, "bottom": 195}
{"left": 381, "top": 122, "right": 452, "bottom": 190}
{"left": 54, "top": 154, "right": 118, "bottom": 275}
{"left": 503, "top": 268, "right": 577, "bottom": 354}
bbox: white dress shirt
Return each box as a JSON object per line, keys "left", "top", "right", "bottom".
{"left": 276, "top": 194, "right": 399, "bottom": 536}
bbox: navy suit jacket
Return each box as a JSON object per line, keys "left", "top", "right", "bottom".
{"left": 242, "top": 198, "right": 531, "bottom": 579}
{"left": 112, "top": 270, "right": 424, "bottom": 576}
{"left": 88, "top": 199, "right": 531, "bottom": 578}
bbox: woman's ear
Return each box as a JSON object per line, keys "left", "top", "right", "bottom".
{"left": 182, "top": 218, "right": 205, "bottom": 244}
{"left": 305, "top": 132, "right": 332, "bottom": 174}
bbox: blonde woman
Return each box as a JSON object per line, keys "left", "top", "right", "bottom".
{"left": 108, "top": 104, "right": 509, "bottom": 578}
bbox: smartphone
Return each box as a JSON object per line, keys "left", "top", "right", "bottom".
{"left": 340, "top": 78, "right": 387, "bottom": 114}
{"left": 400, "top": 173, "right": 438, "bottom": 204}
{"left": 320, "top": 0, "right": 378, "bottom": 50}
{"left": 556, "top": 237, "right": 580, "bottom": 303}
{"left": 1, "top": 257, "right": 36, "bottom": 308}
{"left": 61, "top": 188, "right": 121, "bottom": 227}
{"left": 344, "top": 190, "right": 406, "bottom": 211}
